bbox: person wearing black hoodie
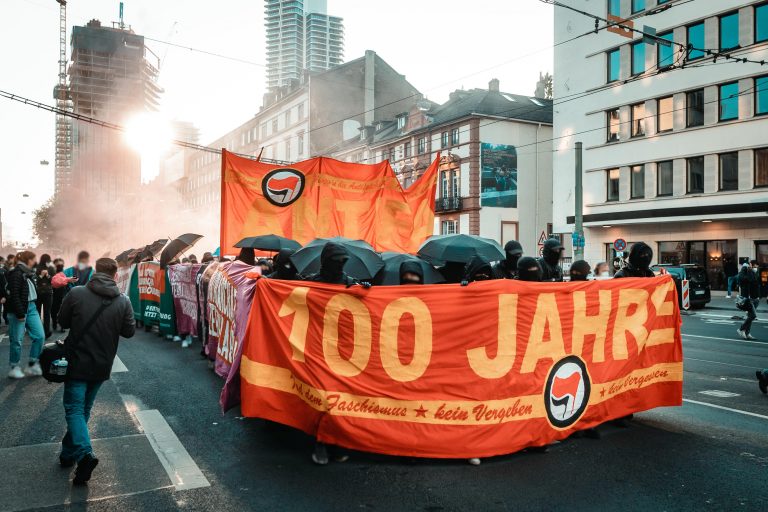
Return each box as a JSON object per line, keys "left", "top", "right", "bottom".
{"left": 613, "top": 242, "right": 655, "bottom": 278}
{"left": 537, "top": 238, "right": 564, "bottom": 282}
{"left": 267, "top": 248, "right": 298, "bottom": 280}
{"left": 51, "top": 258, "right": 67, "bottom": 332}
{"left": 236, "top": 247, "right": 256, "bottom": 266}
{"left": 35, "top": 253, "right": 55, "bottom": 338}
{"left": 399, "top": 260, "right": 424, "bottom": 285}
{"left": 517, "top": 256, "right": 544, "bottom": 282}
{"left": 303, "top": 242, "right": 358, "bottom": 286}
{"left": 492, "top": 241, "right": 524, "bottom": 279}
{"left": 461, "top": 256, "right": 493, "bottom": 285}
{"left": 569, "top": 260, "right": 591, "bottom": 281}
{"left": 6, "top": 251, "right": 47, "bottom": 379}
{"left": 57, "top": 257, "right": 136, "bottom": 485}
{"left": 737, "top": 262, "right": 759, "bottom": 340}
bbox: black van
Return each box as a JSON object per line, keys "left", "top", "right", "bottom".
{"left": 651, "top": 264, "right": 712, "bottom": 309}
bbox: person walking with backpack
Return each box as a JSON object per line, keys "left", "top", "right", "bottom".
{"left": 57, "top": 257, "right": 136, "bottom": 485}
{"left": 736, "top": 262, "right": 759, "bottom": 340}
{"left": 6, "top": 251, "right": 47, "bottom": 379}
{"left": 35, "top": 253, "right": 55, "bottom": 339}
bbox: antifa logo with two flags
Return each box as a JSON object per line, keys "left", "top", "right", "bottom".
{"left": 262, "top": 168, "right": 305, "bottom": 207}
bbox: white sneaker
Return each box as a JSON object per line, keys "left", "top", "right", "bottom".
{"left": 173, "top": 335, "right": 182, "bottom": 342}
{"left": 725, "top": 294, "right": 732, "bottom": 299}
{"left": 181, "top": 337, "right": 192, "bottom": 348}
{"left": 468, "top": 458, "right": 482, "bottom": 466}
{"left": 8, "top": 366, "right": 24, "bottom": 379}
{"left": 746, "top": 333, "right": 757, "bottom": 341}
{"left": 737, "top": 329, "right": 747, "bottom": 340}
{"left": 24, "top": 362, "right": 43, "bottom": 377}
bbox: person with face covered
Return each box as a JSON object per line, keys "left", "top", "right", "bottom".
{"left": 461, "top": 255, "right": 493, "bottom": 286}
{"left": 236, "top": 247, "right": 256, "bottom": 266}
{"left": 303, "top": 242, "right": 358, "bottom": 286}
{"left": 399, "top": 260, "right": 424, "bottom": 285}
{"left": 267, "top": 248, "right": 298, "bottom": 280}
{"left": 537, "top": 238, "right": 564, "bottom": 282}
{"left": 492, "top": 241, "right": 524, "bottom": 279}
{"left": 613, "top": 242, "right": 655, "bottom": 279}
{"left": 517, "top": 256, "right": 544, "bottom": 282}
{"left": 569, "top": 260, "right": 591, "bottom": 281}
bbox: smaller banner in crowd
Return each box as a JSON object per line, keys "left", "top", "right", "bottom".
{"left": 239, "top": 276, "right": 682, "bottom": 458}
{"left": 128, "top": 262, "right": 176, "bottom": 336}
{"left": 116, "top": 264, "right": 136, "bottom": 296}
{"left": 168, "top": 263, "right": 204, "bottom": 336}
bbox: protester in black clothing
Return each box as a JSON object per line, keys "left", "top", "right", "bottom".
{"left": 236, "top": 247, "right": 256, "bottom": 266}
{"left": 201, "top": 252, "right": 215, "bottom": 264}
{"left": 0, "top": 257, "right": 8, "bottom": 325}
{"left": 439, "top": 261, "right": 465, "bottom": 284}
{"left": 537, "top": 238, "right": 564, "bottom": 282}
{"left": 737, "top": 262, "right": 759, "bottom": 340}
{"left": 724, "top": 255, "right": 739, "bottom": 298}
{"left": 461, "top": 256, "right": 493, "bottom": 285}
{"left": 303, "top": 243, "right": 360, "bottom": 287}
{"left": 188, "top": 254, "right": 198, "bottom": 264}
{"left": 613, "top": 242, "right": 655, "bottom": 278}
{"left": 51, "top": 258, "right": 66, "bottom": 332}
{"left": 399, "top": 261, "right": 424, "bottom": 285}
{"left": 35, "top": 253, "right": 55, "bottom": 338}
{"left": 267, "top": 249, "right": 298, "bottom": 280}
{"left": 257, "top": 258, "right": 273, "bottom": 275}
{"left": 492, "top": 241, "right": 523, "bottom": 279}
{"left": 569, "top": 260, "right": 591, "bottom": 281}
{"left": 517, "top": 256, "right": 543, "bottom": 282}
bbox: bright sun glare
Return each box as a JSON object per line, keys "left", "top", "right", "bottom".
{"left": 124, "top": 112, "right": 173, "bottom": 183}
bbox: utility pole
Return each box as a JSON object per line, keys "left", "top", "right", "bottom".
{"left": 574, "top": 141, "right": 584, "bottom": 260}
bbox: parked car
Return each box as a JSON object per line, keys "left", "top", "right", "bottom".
{"left": 651, "top": 264, "right": 711, "bottom": 309}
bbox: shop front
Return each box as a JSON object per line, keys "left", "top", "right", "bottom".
{"left": 657, "top": 240, "right": 737, "bottom": 291}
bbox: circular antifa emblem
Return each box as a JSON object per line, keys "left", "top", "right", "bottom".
{"left": 544, "top": 355, "right": 591, "bottom": 429}
{"left": 262, "top": 168, "right": 305, "bottom": 207}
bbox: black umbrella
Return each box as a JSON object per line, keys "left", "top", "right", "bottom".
{"left": 115, "top": 248, "right": 135, "bottom": 264}
{"left": 290, "top": 237, "right": 384, "bottom": 280}
{"left": 160, "top": 233, "right": 203, "bottom": 268}
{"left": 234, "top": 234, "right": 301, "bottom": 252}
{"left": 417, "top": 234, "right": 504, "bottom": 264}
{"left": 374, "top": 252, "right": 445, "bottom": 285}
{"left": 148, "top": 239, "right": 169, "bottom": 258}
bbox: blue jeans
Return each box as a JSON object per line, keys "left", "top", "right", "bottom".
{"left": 727, "top": 276, "right": 738, "bottom": 295}
{"left": 60, "top": 379, "right": 103, "bottom": 463}
{"left": 8, "top": 302, "right": 45, "bottom": 367}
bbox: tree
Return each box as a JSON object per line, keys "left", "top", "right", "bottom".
{"left": 544, "top": 72, "right": 553, "bottom": 100}
{"left": 32, "top": 196, "right": 57, "bottom": 246}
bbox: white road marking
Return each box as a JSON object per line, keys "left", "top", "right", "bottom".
{"left": 703, "top": 320, "right": 738, "bottom": 325}
{"left": 683, "top": 399, "right": 768, "bottom": 420}
{"left": 686, "top": 357, "right": 756, "bottom": 369}
{"left": 682, "top": 334, "right": 767, "bottom": 346}
{"left": 111, "top": 355, "right": 128, "bottom": 373}
{"left": 0, "top": 335, "right": 8, "bottom": 343}
{"left": 698, "top": 390, "right": 740, "bottom": 398}
{"left": 134, "top": 409, "right": 210, "bottom": 491}
{"left": 698, "top": 313, "right": 767, "bottom": 323}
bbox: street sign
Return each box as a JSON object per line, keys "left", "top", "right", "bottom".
{"left": 607, "top": 14, "right": 634, "bottom": 38}
{"left": 571, "top": 232, "right": 585, "bottom": 249}
{"left": 613, "top": 238, "right": 627, "bottom": 252}
{"left": 537, "top": 231, "right": 547, "bottom": 246}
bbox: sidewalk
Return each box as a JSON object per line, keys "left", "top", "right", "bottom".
{"left": 704, "top": 293, "right": 764, "bottom": 313}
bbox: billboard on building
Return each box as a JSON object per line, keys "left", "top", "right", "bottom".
{"left": 480, "top": 143, "right": 517, "bottom": 207}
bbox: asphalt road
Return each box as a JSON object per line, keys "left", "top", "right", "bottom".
{"left": 0, "top": 303, "right": 766, "bottom": 512}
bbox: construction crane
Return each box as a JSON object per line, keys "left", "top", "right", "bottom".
{"left": 53, "top": 0, "right": 72, "bottom": 197}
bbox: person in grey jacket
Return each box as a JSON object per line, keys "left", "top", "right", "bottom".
{"left": 57, "top": 257, "right": 135, "bottom": 485}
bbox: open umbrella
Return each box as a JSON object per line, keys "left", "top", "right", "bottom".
{"left": 290, "top": 237, "right": 384, "bottom": 280}
{"left": 234, "top": 234, "right": 301, "bottom": 252}
{"left": 115, "top": 248, "right": 135, "bottom": 265}
{"left": 160, "top": 233, "right": 203, "bottom": 268}
{"left": 148, "top": 239, "right": 169, "bottom": 258}
{"left": 417, "top": 234, "right": 504, "bottom": 264}
{"left": 374, "top": 252, "right": 445, "bottom": 285}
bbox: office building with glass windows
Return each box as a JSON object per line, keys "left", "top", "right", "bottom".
{"left": 553, "top": 0, "right": 768, "bottom": 289}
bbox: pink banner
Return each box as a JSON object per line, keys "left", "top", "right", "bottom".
{"left": 168, "top": 264, "right": 203, "bottom": 336}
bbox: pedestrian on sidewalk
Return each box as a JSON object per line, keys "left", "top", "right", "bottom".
{"left": 35, "top": 253, "right": 55, "bottom": 339}
{"left": 6, "top": 251, "right": 46, "bottom": 379}
{"left": 724, "top": 255, "right": 739, "bottom": 299}
{"left": 57, "top": 257, "right": 136, "bottom": 485}
{"left": 736, "top": 262, "right": 759, "bottom": 341}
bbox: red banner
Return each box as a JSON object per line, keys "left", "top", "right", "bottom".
{"left": 219, "top": 151, "right": 438, "bottom": 255}
{"left": 239, "top": 276, "right": 683, "bottom": 458}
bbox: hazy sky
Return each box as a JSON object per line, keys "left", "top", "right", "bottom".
{"left": 0, "top": 0, "right": 553, "bottom": 245}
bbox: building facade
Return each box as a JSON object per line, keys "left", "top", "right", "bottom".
{"left": 265, "top": 0, "right": 344, "bottom": 89}
{"left": 331, "top": 79, "right": 554, "bottom": 253}
{"left": 553, "top": 0, "right": 768, "bottom": 288}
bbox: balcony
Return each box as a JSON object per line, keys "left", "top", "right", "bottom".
{"left": 434, "top": 196, "right": 463, "bottom": 212}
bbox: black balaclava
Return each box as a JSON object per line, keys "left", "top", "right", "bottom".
{"left": 440, "top": 261, "right": 466, "bottom": 284}
{"left": 503, "top": 240, "right": 524, "bottom": 270}
{"left": 628, "top": 242, "right": 653, "bottom": 270}
{"left": 319, "top": 242, "right": 349, "bottom": 281}
{"left": 569, "top": 260, "right": 591, "bottom": 281}
{"left": 517, "top": 256, "right": 543, "bottom": 282}
{"left": 273, "top": 248, "right": 298, "bottom": 280}
{"left": 237, "top": 248, "right": 256, "bottom": 266}
{"left": 399, "top": 260, "right": 424, "bottom": 284}
{"left": 463, "top": 255, "right": 493, "bottom": 282}
{"left": 542, "top": 238, "right": 564, "bottom": 266}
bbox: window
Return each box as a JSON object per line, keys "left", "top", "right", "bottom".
{"left": 657, "top": 160, "right": 673, "bottom": 196}
{"left": 441, "top": 131, "right": 448, "bottom": 148}
{"left": 756, "top": 148, "right": 768, "bottom": 187}
{"left": 631, "top": 103, "right": 645, "bottom": 137}
{"left": 607, "top": 169, "right": 620, "bottom": 201}
{"left": 687, "top": 156, "right": 704, "bottom": 194}
{"left": 631, "top": 165, "right": 645, "bottom": 198}
{"left": 719, "top": 82, "right": 739, "bottom": 121}
{"left": 389, "top": 148, "right": 395, "bottom": 162}
{"left": 285, "top": 139, "right": 291, "bottom": 159}
{"left": 607, "top": 108, "right": 621, "bottom": 142}
{"left": 758, "top": 3, "right": 768, "bottom": 43}
{"left": 404, "top": 142, "right": 411, "bottom": 158}
{"left": 297, "top": 131, "right": 304, "bottom": 156}
{"left": 719, "top": 12, "right": 739, "bottom": 51}
{"left": 397, "top": 115, "right": 407, "bottom": 130}
{"left": 756, "top": 76, "right": 768, "bottom": 116}
{"left": 719, "top": 152, "right": 738, "bottom": 191}
{"left": 657, "top": 96, "right": 673, "bottom": 132}
{"left": 632, "top": 0, "right": 644, "bottom": 14}
{"left": 417, "top": 137, "right": 426, "bottom": 154}
{"left": 687, "top": 23, "right": 705, "bottom": 60}
{"left": 271, "top": 117, "right": 278, "bottom": 133}
{"left": 686, "top": 89, "right": 704, "bottom": 127}
{"left": 284, "top": 110, "right": 291, "bottom": 127}
{"left": 441, "top": 220, "right": 458, "bottom": 235}
{"left": 631, "top": 41, "right": 645, "bottom": 76}
{"left": 657, "top": 32, "right": 674, "bottom": 68}
{"left": 608, "top": 0, "right": 620, "bottom": 16}
{"left": 297, "top": 102, "right": 305, "bottom": 119}
{"left": 451, "top": 128, "right": 460, "bottom": 145}
{"left": 607, "top": 49, "right": 620, "bottom": 82}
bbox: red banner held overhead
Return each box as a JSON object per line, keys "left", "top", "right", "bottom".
{"left": 219, "top": 151, "right": 438, "bottom": 256}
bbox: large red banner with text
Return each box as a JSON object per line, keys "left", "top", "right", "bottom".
{"left": 240, "top": 276, "right": 683, "bottom": 458}
{"left": 219, "top": 151, "right": 438, "bottom": 255}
